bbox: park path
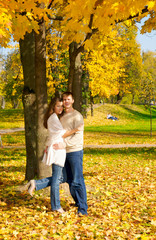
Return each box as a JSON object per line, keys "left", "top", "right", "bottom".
{"left": 84, "top": 143, "right": 156, "bottom": 149}
{"left": 0, "top": 128, "right": 156, "bottom": 149}
{"left": 0, "top": 128, "right": 25, "bottom": 134}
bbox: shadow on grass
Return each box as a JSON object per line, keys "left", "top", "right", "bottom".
{"left": 0, "top": 148, "right": 25, "bottom": 158}
{"left": 85, "top": 127, "right": 155, "bottom": 135}
{"left": 120, "top": 105, "right": 156, "bottom": 120}
{"left": 0, "top": 109, "right": 24, "bottom": 122}
{"left": 84, "top": 147, "right": 156, "bottom": 156}
{"left": 0, "top": 165, "right": 25, "bottom": 173}
{"left": 1, "top": 132, "right": 25, "bottom": 146}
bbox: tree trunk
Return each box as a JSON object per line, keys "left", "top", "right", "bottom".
{"left": 68, "top": 42, "right": 82, "bottom": 112}
{"left": 150, "top": 104, "right": 152, "bottom": 138}
{"left": 90, "top": 92, "right": 94, "bottom": 117}
{"left": 19, "top": 31, "right": 37, "bottom": 180}
{"left": 68, "top": 42, "right": 76, "bottom": 92}
{"left": 82, "top": 75, "right": 89, "bottom": 118}
{"left": 131, "top": 93, "right": 135, "bottom": 104}
{"left": 20, "top": 27, "right": 51, "bottom": 179}
{"left": 35, "top": 21, "right": 51, "bottom": 179}
{"left": 13, "top": 100, "right": 19, "bottom": 109}
{"left": 116, "top": 92, "right": 123, "bottom": 104}
{"left": 1, "top": 96, "right": 5, "bottom": 109}
{"left": 72, "top": 51, "right": 82, "bottom": 112}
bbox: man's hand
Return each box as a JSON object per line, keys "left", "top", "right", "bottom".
{"left": 53, "top": 142, "right": 65, "bottom": 150}
{"left": 77, "top": 124, "right": 84, "bottom": 131}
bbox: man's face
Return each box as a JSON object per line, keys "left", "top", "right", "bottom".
{"left": 63, "top": 94, "right": 74, "bottom": 109}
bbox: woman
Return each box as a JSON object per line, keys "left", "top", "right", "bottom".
{"left": 25, "top": 96, "right": 82, "bottom": 213}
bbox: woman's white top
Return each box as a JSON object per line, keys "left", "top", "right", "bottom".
{"left": 42, "top": 113, "right": 66, "bottom": 167}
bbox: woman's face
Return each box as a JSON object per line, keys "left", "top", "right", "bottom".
{"left": 54, "top": 101, "right": 63, "bottom": 115}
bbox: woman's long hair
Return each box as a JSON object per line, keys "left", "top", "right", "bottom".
{"left": 44, "top": 96, "right": 63, "bottom": 129}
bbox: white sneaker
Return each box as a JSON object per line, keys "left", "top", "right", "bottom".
{"left": 56, "top": 208, "right": 65, "bottom": 214}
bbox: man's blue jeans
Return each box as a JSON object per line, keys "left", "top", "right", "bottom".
{"left": 64, "top": 150, "right": 88, "bottom": 215}
{"left": 35, "top": 164, "right": 63, "bottom": 211}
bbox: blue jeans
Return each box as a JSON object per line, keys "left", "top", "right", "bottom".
{"left": 64, "top": 150, "right": 88, "bottom": 215}
{"left": 35, "top": 164, "right": 63, "bottom": 211}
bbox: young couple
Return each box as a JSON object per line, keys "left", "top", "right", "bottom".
{"left": 25, "top": 92, "right": 88, "bottom": 215}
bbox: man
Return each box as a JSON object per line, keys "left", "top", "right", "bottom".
{"left": 54, "top": 91, "right": 88, "bottom": 215}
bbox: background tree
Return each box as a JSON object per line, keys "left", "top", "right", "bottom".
{"left": 0, "top": 53, "right": 5, "bottom": 108}
{"left": 140, "top": 51, "right": 156, "bottom": 104}
{"left": 116, "top": 24, "right": 142, "bottom": 104}
{"left": 84, "top": 30, "right": 124, "bottom": 100}
{"left": 139, "top": 51, "right": 156, "bottom": 137}
{"left": 0, "top": 49, "right": 23, "bottom": 108}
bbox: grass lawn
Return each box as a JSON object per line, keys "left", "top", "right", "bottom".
{"left": 0, "top": 109, "right": 24, "bottom": 129}
{"left": 0, "top": 104, "right": 156, "bottom": 146}
{"left": 84, "top": 104, "right": 156, "bottom": 145}
{"left": 0, "top": 147, "right": 155, "bottom": 239}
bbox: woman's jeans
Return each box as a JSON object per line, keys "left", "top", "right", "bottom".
{"left": 35, "top": 164, "right": 63, "bottom": 211}
{"left": 35, "top": 150, "right": 88, "bottom": 214}
{"left": 64, "top": 150, "right": 88, "bottom": 215}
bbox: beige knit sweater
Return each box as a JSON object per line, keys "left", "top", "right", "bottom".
{"left": 60, "top": 109, "right": 84, "bottom": 153}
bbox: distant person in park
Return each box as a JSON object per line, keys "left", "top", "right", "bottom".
{"left": 22, "top": 96, "right": 83, "bottom": 214}
{"left": 53, "top": 92, "right": 88, "bottom": 215}
{"left": 107, "top": 113, "right": 118, "bottom": 121}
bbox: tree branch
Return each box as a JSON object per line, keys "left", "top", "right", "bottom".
{"left": 115, "top": 5, "right": 149, "bottom": 24}
{"left": 76, "top": 5, "right": 150, "bottom": 55}
{"left": 47, "top": 0, "right": 54, "bottom": 9}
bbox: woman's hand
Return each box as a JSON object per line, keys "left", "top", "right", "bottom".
{"left": 53, "top": 142, "right": 65, "bottom": 150}
{"left": 44, "top": 146, "right": 48, "bottom": 153}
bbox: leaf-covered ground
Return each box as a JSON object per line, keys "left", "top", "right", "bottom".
{"left": 0, "top": 148, "right": 156, "bottom": 239}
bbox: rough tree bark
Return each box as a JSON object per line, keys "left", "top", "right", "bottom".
{"left": 35, "top": 20, "right": 51, "bottom": 179}
{"left": 20, "top": 26, "right": 51, "bottom": 180}
{"left": 68, "top": 42, "right": 82, "bottom": 112}
{"left": 20, "top": 31, "right": 37, "bottom": 180}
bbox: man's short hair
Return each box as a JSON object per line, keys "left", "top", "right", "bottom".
{"left": 63, "top": 91, "right": 74, "bottom": 99}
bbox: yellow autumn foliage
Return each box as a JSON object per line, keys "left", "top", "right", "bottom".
{"left": 0, "top": 46, "right": 24, "bottom": 100}
{"left": 85, "top": 30, "right": 125, "bottom": 98}
{"left": 46, "top": 27, "right": 68, "bottom": 95}
{"left": 1, "top": 0, "right": 156, "bottom": 48}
